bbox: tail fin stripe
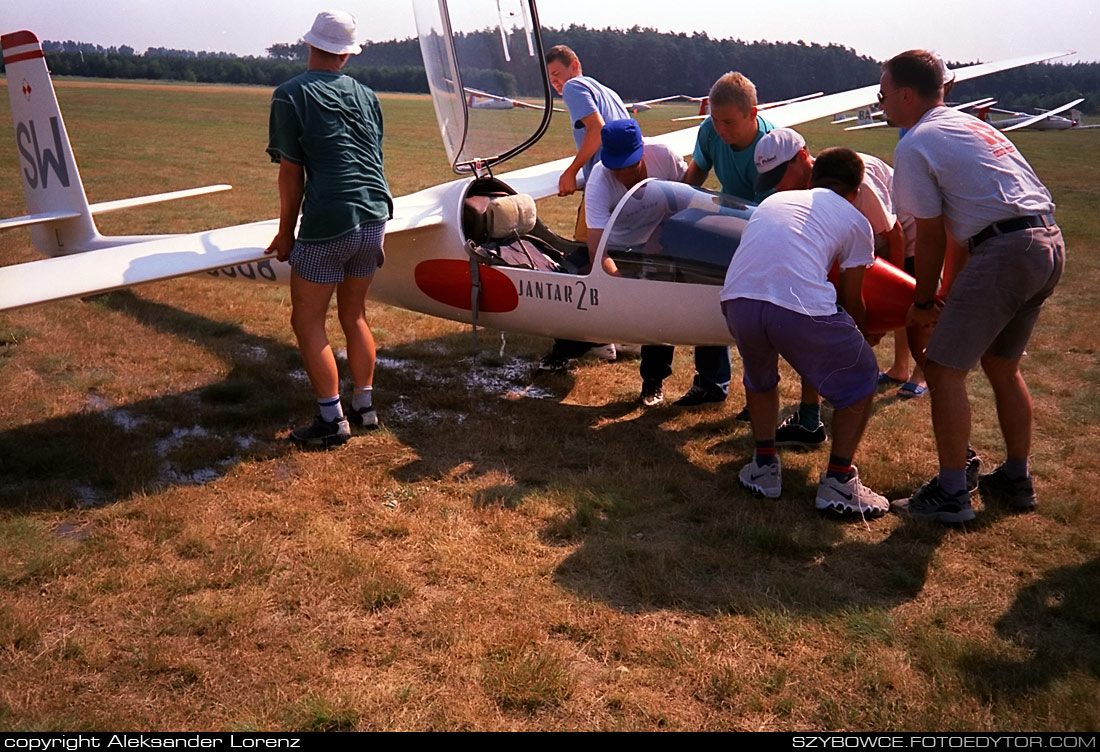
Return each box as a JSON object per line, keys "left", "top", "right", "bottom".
{"left": 5, "top": 49, "right": 45, "bottom": 65}
{"left": 1, "top": 30, "right": 40, "bottom": 48}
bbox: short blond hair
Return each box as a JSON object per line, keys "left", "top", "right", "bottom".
{"left": 708, "top": 72, "right": 757, "bottom": 113}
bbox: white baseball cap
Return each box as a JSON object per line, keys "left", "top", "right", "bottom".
{"left": 303, "top": 10, "right": 362, "bottom": 55}
{"left": 753, "top": 128, "right": 807, "bottom": 192}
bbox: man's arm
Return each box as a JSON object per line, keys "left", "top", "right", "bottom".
{"left": 266, "top": 159, "right": 305, "bottom": 262}
{"left": 585, "top": 227, "right": 603, "bottom": 266}
{"left": 559, "top": 111, "right": 605, "bottom": 196}
{"left": 683, "top": 159, "right": 709, "bottom": 187}
{"left": 836, "top": 265, "right": 869, "bottom": 333}
{"left": 905, "top": 215, "right": 948, "bottom": 326}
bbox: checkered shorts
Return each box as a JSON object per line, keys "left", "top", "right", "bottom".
{"left": 290, "top": 221, "right": 386, "bottom": 284}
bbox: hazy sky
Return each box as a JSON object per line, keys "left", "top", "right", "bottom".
{"left": 5, "top": 0, "right": 1097, "bottom": 64}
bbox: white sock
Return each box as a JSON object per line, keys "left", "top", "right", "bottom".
{"left": 318, "top": 395, "right": 344, "bottom": 422}
{"left": 352, "top": 385, "right": 373, "bottom": 412}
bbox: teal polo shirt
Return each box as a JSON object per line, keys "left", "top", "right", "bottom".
{"left": 691, "top": 115, "right": 775, "bottom": 203}
{"left": 267, "top": 70, "right": 393, "bottom": 242}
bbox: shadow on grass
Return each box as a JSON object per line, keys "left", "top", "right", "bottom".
{"left": 0, "top": 291, "right": 585, "bottom": 514}
{"left": 379, "top": 348, "right": 954, "bottom": 616}
{"left": 958, "top": 556, "right": 1100, "bottom": 703}
{"left": 2, "top": 290, "right": 953, "bottom": 617}
{"left": 0, "top": 291, "right": 304, "bottom": 513}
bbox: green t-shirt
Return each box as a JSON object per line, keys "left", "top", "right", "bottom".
{"left": 267, "top": 70, "right": 393, "bottom": 242}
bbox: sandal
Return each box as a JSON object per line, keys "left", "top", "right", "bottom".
{"left": 897, "top": 382, "right": 927, "bottom": 399}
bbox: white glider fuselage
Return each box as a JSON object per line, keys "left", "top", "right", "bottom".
{"left": 0, "top": 5, "right": 1074, "bottom": 348}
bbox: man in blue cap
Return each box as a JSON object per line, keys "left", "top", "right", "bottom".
{"left": 585, "top": 118, "right": 706, "bottom": 408}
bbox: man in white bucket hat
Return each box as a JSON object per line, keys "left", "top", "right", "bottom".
{"left": 266, "top": 11, "right": 393, "bottom": 448}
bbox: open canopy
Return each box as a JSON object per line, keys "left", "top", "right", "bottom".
{"left": 414, "top": 0, "right": 553, "bottom": 176}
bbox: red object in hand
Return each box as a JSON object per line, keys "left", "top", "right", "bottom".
{"left": 827, "top": 257, "right": 922, "bottom": 334}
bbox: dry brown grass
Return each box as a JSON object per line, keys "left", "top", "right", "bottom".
{"left": 0, "top": 81, "right": 1098, "bottom": 731}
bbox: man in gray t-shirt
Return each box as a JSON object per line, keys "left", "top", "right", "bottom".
{"left": 879, "top": 49, "right": 1065, "bottom": 523}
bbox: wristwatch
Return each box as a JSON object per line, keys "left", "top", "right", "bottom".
{"left": 913, "top": 299, "right": 935, "bottom": 310}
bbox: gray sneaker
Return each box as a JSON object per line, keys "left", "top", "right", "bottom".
{"left": 891, "top": 477, "right": 975, "bottom": 523}
{"left": 815, "top": 466, "right": 888, "bottom": 518}
{"left": 739, "top": 457, "right": 782, "bottom": 498}
{"left": 290, "top": 414, "right": 351, "bottom": 448}
{"left": 979, "top": 465, "right": 1037, "bottom": 510}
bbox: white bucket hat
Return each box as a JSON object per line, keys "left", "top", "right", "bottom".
{"left": 303, "top": 10, "right": 362, "bottom": 55}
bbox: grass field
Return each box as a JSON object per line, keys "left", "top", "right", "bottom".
{"left": 0, "top": 78, "right": 1099, "bottom": 732}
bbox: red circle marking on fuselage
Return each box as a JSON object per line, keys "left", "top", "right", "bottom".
{"left": 414, "top": 259, "right": 519, "bottom": 313}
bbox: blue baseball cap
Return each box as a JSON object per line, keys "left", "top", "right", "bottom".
{"left": 600, "top": 119, "right": 645, "bottom": 170}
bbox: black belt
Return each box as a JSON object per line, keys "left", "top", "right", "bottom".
{"left": 970, "top": 214, "right": 1056, "bottom": 250}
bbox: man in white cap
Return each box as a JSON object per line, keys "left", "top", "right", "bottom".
{"left": 752, "top": 127, "right": 909, "bottom": 448}
{"left": 266, "top": 10, "right": 393, "bottom": 448}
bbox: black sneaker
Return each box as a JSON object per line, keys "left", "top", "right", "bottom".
{"left": 891, "top": 477, "right": 975, "bottom": 523}
{"left": 290, "top": 414, "right": 351, "bottom": 448}
{"left": 774, "top": 413, "right": 827, "bottom": 448}
{"left": 349, "top": 405, "right": 380, "bottom": 430}
{"left": 537, "top": 351, "right": 573, "bottom": 373}
{"left": 734, "top": 405, "right": 751, "bottom": 422}
{"left": 979, "top": 465, "right": 1038, "bottom": 511}
{"left": 966, "top": 449, "right": 982, "bottom": 493}
{"left": 673, "top": 384, "right": 726, "bottom": 407}
{"left": 640, "top": 379, "right": 664, "bottom": 408}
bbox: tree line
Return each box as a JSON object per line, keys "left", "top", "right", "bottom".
{"left": 3, "top": 29, "right": 1097, "bottom": 114}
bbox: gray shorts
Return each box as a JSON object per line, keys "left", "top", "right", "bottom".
{"left": 926, "top": 226, "right": 1064, "bottom": 370}
{"left": 722, "top": 298, "right": 878, "bottom": 409}
{"left": 290, "top": 221, "right": 386, "bottom": 284}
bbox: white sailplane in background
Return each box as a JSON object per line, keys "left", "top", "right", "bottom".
{"left": 974, "top": 98, "right": 1098, "bottom": 131}
{"left": 838, "top": 97, "right": 997, "bottom": 131}
{"left": 0, "top": 0, "right": 1074, "bottom": 349}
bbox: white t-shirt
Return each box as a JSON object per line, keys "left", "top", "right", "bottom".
{"left": 720, "top": 188, "right": 874, "bottom": 317}
{"left": 854, "top": 152, "right": 896, "bottom": 236}
{"left": 585, "top": 141, "right": 687, "bottom": 232}
{"left": 892, "top": 105, "right": 1054, "bottom": 242}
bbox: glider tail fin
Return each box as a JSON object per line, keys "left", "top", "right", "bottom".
{"left": 2, "top": 30, "right": 102, "bottom": 255}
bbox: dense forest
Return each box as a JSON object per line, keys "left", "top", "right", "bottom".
{"left": 5, "top": 26, "right": 1098, "bottom": 113}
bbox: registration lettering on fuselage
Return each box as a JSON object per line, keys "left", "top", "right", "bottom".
{"left": 516, "top": 278, "right": 599, "bottom": 310}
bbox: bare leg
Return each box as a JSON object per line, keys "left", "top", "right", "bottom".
{"left": 980, "top": 354, "right": 1031, "bottom": 461}
{"left": 746, "top": 386, "right": 780, "bottom": 442}
{"left": 923, "top": 359, "right": 971, "bottom": 473}
{"left": 885, "top": 328, "right": 911, "bottom": 382}
{"left": 336, "top": 273, "right": 377, "bottom": 389}
{"left": 829, "top": 393, "right": 874, "bottom": 461}
{"left": 290, "top": 271, "right": 340, "bottom": 398}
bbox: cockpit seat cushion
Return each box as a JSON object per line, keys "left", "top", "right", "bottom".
{"left": 657, "top": 207, "right": 742, "bottom": 269}
{"left": 486, "top": 194, "right": 537, "bottom": 239}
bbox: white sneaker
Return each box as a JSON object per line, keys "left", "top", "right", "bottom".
{"left": 815, "top": 466, "right": 888, "bottom": 518}
{"left": 739, "top": 457, "right": 782, "bottom": 498}
{"left": 588, "top": 343, "right": 617, "bottom": 361}
{"left": 615, "top": 344, "right": 642, "bottom": 357}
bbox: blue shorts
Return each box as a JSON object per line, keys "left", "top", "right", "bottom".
{"left": 290, "top": 221, "right": 386, "bottom": 284}
{"left": 722, "top": 298, "right": 878, "bottom": 409}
